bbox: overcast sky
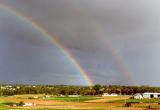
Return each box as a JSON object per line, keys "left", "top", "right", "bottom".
{"left": 0, "top": 0, "right": 160, "bottom": 86}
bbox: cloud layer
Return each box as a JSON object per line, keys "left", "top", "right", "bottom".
{"left": 1, "top": 0, "right": 160, "bottom": 86}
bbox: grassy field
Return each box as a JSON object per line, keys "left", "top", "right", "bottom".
{"left": 0, "top": 95, "right": 159, "bottom": 110}
{"left": 48, "top": 96, "right": 99, "bottom": 102}
{"left": 109, "top": 98, "right": 160, "bottom": 103}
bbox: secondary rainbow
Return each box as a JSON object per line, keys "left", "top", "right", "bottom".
{"left": 0, "top": 5, "right": 94, "bottom": 86}
{"left": 64, "top": 1, "right": 136, "bottom": 85}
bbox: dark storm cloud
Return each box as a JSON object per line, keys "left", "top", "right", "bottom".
{"left": 0, "top": 8, "right": 86, "bottom": 85}
{"left": 1, "top": 0, "right": 160, "bottom": 85}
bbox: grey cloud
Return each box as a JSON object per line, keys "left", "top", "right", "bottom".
{"left": 1, "top": 0, "right": 160, "bottom": 85}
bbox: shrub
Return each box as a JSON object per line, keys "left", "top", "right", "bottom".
{"left": 28, "top": 97, "right": 34, "bottom": 99}
{"left": 125, "top": 102, "right": 132, "bottom": 107}
{"left": 129, "top": 96, "right": 134, "bottom": 99}
{"left": 18, "top": 101, "right": 24, "bottom": 106}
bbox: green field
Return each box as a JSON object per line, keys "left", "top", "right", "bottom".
{"left": 49, "top": 96, "right": 98, "bottom": 102}
{"left": 0, "top": 96, "right": 102, "bottom": 110}
{"left": 0, "top": 98, "right": 7, "bottom": 109}
{"left": 0, "top": 95, "right": 160, "bottom": 110}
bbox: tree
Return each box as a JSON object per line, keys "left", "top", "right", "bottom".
{"left": 93, "top": 84, "right": 101, "bottom": 95}
{"left": 60, "top": 90, "right": 66, "bottom": 95}
{"left": 19, "top": 101, "right": 24, "bottom": 106}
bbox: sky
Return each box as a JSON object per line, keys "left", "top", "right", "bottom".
{"left": 0, "top": 0, "right": 160, "bottom": 86}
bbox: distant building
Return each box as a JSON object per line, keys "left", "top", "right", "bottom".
{"left": 110, "top": 93, "right": 118, "bottom": 96}
{"left": 134, "top": 92, "right": 160, "bottom": 99}
{"left": 134, "top": 93, "right": 143, "bottom": 99}
{"left": 68, "top": 95, "right": 81, "bottom": 97}
{"left": 143, "top": 93, "right": 160, "bottom": 98}
{"left": 23, "top": 102, "right": 35, "bottom": 107}
{"left": 102, "top": 93, "right": 118, "bottom": 97}
{"left": 33, "top": 96, "right": 39, "bottom": 99}
{"left": 102, "top": 93, "right": 110, "bottom": 96}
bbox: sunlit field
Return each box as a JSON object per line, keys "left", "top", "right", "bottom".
{"left": 0, "top": 95, "right": 159, "bottom": 110}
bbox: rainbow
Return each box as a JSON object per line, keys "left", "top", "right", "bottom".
{"left": 0, "top": 5, "right": 94, "bottom": 86}
{"left": 63, "top": 1, "right": 136, "bottom": 85}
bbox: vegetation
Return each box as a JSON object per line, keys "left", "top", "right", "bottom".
{"left": 0, "top": 84, "right": 160, "bottom": 109}
{"left": 49, "top": 96, "right": 98, "bottom": 102}
{"left": 109, "top": 98, "right": 160, "bottom": 103}
{"left": 124, "top": 102, "right": 132, "bottom": 107}
{"left": 1, "top": 84, "right": 160, "bottom": 96}
{"left": 0, "top": 94, "right": 160, "bottom": 110}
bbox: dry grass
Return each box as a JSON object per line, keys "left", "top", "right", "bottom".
{"left": 1, "top": 95, "right": 159, "bottom": 110}
{"left": 86, "top": 96, "right": 130, "bottom": 103}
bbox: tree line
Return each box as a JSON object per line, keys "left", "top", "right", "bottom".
{"left": 0, "top": 84, "right": 160, "bottom": 96}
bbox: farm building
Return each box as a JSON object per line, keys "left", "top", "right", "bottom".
{"left": 23, "top": 102, "right": 36, "bottom": 107}
{"left": 134, "top": 92, "right": 160, "bottom": 99}
{"left": 102, "top": 93, "right": 118, "bottom": 96}
{"left": 143, "top": 92, "right": 160, "bottom": 98}
{"left": 102, "top": 93, "right": 110, "bottom": 96}
{"left": 133, "top": 93, "right": 143, "bottom": 99}
{"left": 68, "top": 95, "right": 81, "bottom": 97}
{"left": 110, "top": 93, "right": 118, "bottom": 96}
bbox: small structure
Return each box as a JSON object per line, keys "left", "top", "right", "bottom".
{"left": 102, "top": 93, "right": 118, "bottom": 96}
{"left": 68, "top": 95, "right": 81, "bottom": 97}
{"left": 134, "top": 93, "right": 143, "bottom": 99}
{"left": 33, "top": 96, "right": 38, "bottom": 99}
{"left": 60, "top": 94, "right": 64, "bottom": 97}
{"left": 42, "top": 95, "right": 51, "bottom": 99}
{"left": 143, "top": 93, "right": 160, "bottom": 99}
{"left": 110, "top": 93, "right": 118, "bottom": 96}
{"left": 45, "top": 95, "right": 50, "bottom": 98}
{"left": 133, "top": 92, "right": 160, "bottom": 99}
{"left": 12, "top": 103, "right": 17, "bottom": 107}
{"left": 102, "top": 93, "right": 110, "bottom": 96}
{"left": 23, "top": 102, "right": 35, "bottom": 107}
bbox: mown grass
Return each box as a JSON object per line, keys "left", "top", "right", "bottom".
{"left": 49, "top": 96, "right": 98, "bottom": 102}
{"left": 0, "top": 98, "right": 8, "bottom": 109}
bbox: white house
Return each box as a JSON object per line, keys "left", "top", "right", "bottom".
{"left": 68, "top": 95, "right": 81, "bottom": 97}
{"left": 23, "top": 103, "right": 33, "bottom": 107}
{"left": 110, "top": 93, "right": 118, "bottom": 96}
{"left": 134, "top": 92, "right": 160, "bottom": 99}
{"left": 102, "top": 93, "right": 118, "bottom": 97}
{"left": 143, "top": 93, "right": 160, "bottom": 99}
{"left": 102, "top": 93, "right": 110, "bottom": 96}
{"left": 134, "top": 93, "right": 143, "bottom": 99}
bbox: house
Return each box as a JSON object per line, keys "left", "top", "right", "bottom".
{"left": 110, "top": 93, "right": 118, "bottom": 96}
{"left": 102, "top": 93, "right": 118, "bottom": 97}
{"left": 143, "top": 92, "right": 160, "bottom": 98}
{"left": 68, "top": 95, "right": 81, "bottom": 97}
{"left": 134, "top": 93, "right": 143, "bottom": 99}
{"left": 133, "top": 92, "right": 160, "bottom": 99}
{"left": 102, "top": 93, "right": 110, "bottom": 96}
{"left": 33, "top": 96, "right": 39, "bottom": 99}
{"left": 23, "top": 102, "right": 35, "bottom": 107}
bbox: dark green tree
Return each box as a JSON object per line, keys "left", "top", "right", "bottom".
{"left": 93, "top": 84, "right": 101, "bottom": 95}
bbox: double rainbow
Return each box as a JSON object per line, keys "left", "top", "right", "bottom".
{"left": 0, "top": 3, "right": 136, "bottom": 86}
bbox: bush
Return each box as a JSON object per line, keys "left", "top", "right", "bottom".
{"left": 4, "top": 102, "right": 17, "bottom": 106}
{"left": 125, "top": 102, "right": 132, "bottom": 107}
{"left": 129, "top": 96, "right": 134, "bottom": 99}
{"left": 18, "top": 101, "right": 24, "bottom": 106}
{"left": 28, "top": 97, "right": 34, "bottom": 99}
